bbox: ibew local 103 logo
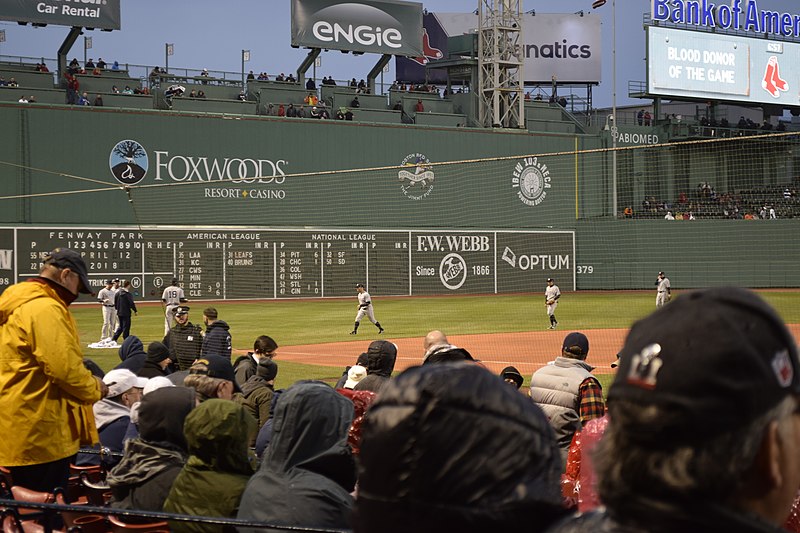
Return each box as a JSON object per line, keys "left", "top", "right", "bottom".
{"left": 512, "top": 156, "right": 551, "bottom": 206}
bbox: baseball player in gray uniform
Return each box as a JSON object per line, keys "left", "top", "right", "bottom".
{"left": 655, "top": 271, "right": 671, "bottom": 308}
{"left": 161, "top": 277, "right": 188, "bottom": 334}
{"left": 97, "top": 279, "right": 117, "bottom": 341}
{"left": 545, "top": 278, "right": 560, "bottom": 329}
{"left": 350, "top": 283, "right": 384, "bottom": 335}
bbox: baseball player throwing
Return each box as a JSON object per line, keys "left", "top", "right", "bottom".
{"left": 161, "top": 277, "right": 188, "bottom": 335}
{"left": 350, "top": 283, "right": 384, "bottom": 335}
{"left": 655, "top": 271, "right": 671, "bottom": 308}
{"left": 545, "top": 278, "right": 560, "bottom": 329}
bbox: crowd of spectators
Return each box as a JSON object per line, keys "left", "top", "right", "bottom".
{"left": 628, "top": 181, "right": 799, "bottom": 220}
{"left": 3, "top": 252, "right": 800, "bottom": 533}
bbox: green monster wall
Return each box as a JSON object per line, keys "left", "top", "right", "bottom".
{"left": 1, "top": 103, "right": 798, "bottom": 290}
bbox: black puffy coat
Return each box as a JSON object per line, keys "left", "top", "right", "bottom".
{"left": 353, "top": 362, "right": 565, "bottom": 533}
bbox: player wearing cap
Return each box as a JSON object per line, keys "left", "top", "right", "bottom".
{"left": 655, "top": 271, "right": 670, "bottom": 308}
{"left": 548, "top": 287, "right": 800, "bottom": 533}
{"left": 161, "top": 277, "right": 188, "bottom": 335}
{"left": 97, "top": 279, "right": 117, "bottom": 342}
{"left": 529, "top": 331, "right": 605, "bottom": 467}
{"left": 545, "top": 278, "right": 561, "bottom": 329}
{"left": 350, "top": 283, "right": 384, "bottom": 335}
{"left": 0, "top": 247, "right": 107, "bottom": 494}
{"left": 163, "top": 305, "right": 204, "bottom": 371}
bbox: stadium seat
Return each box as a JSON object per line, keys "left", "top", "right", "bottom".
{"left": 54, "top": 491, "right": 106, "bottom": 533}
{"left": 7, "top": 487, "right": 57, "bottom": 533}
{"left": 108, "top": 515, "right": 168, "bottom": 533}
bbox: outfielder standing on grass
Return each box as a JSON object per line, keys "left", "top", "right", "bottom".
{"left": 161, "top": 277, "right": 188, "bottom": 335}
{"left": 655, "top": 271, "right": 671, "bottom": 308}
{"left": 545, "top": 278, "right": 560, "bottom": 330}
{"left": 350, "top": 283, "right": 384, "bottom": 335}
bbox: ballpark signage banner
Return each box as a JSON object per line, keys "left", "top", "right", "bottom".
{"left": 291, "top": 0, "right": 424, "bottom": 57}
{"left": 0, "top": 227, "right": 575, "bottom": 300}
{"left": 648, "top": 26, "right": 800, "bottom": 105}
{"left": 651, "top": 0, "right": 800, "bottom": 39}
{"left": 0, "top": 0, "right": 121, "bottom": 30}
{"left": 397, "top": 12, "right": 601, "bottom": 84}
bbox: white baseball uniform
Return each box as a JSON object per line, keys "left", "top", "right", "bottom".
{"left": 545, "top": 284, "right": 560, "bottom": 318}
{"left": 656, "top": 276, "right": 671, "bottom": 307}
{"left": 97, "top": 286, "right": 116, "bottom": 340}
{"left": 355, "top": 290, "right": 378, "bottom": 324}
{"left": 162, "top": 284, "right": 186, "bottom": 334}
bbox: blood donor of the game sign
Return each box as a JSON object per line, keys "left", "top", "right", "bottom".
{"left": 647, "top": 25, "right": 800, "bottom": 106}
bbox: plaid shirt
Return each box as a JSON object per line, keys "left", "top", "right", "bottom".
{"left": 578, "top": 377, "right": 606, "bottom": 424}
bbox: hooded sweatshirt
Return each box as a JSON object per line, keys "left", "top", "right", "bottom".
{"left": 354, "top": 340, "right": 397, "bottom": 393}
{"left": 201, "top": 320, "right": 232, "bottom": 358}
{"left": 107, "top": 387, "right": 195, "bottom": 512}
{"left": 164, "top": 399, "right": 255, "bottom": 533}
{"left": 237, "top": 381, "right": 356, "bottom": 532}
{"left": 114, "top": 336, "right": 146, "bottom": 373}
{"left": 0, "top": 278, "right": 102, "bottom": 466}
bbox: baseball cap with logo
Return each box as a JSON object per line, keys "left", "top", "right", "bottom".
{"left": 175, "top": 305, "right": 190, "bottom": 316}
{"left": 189, "top": 355, "right": 241, "bottom": 392}
{"left": 546, "top": 278, "right": 554, "bottom": 282}
{"left": 610, "top": 287, "right": 800, "bottom": 444}
{"left": 44, "top": 248, "right": 93, "bottom": 295}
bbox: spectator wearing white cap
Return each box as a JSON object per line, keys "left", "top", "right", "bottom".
{"left": 77, "top": 369, "right": 147, "bottom": 468}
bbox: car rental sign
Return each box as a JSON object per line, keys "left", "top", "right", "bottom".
{"left": 0, "top": 0, "right": 121, "bottom": 31}
{"left": 291, "top": 0, "right": 424, "bottom": 57}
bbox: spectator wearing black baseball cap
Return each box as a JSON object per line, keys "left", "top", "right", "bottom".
{"left": 0, "top": 247, "right": 107, "bottom": 494}
{"left": 184, "top": 355, "right": 241, "bottom": 402}
{"left": 548, "top": 287, "right": 800, "bottom": 533}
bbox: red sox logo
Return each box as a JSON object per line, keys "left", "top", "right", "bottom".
{"left": 410, "top": 29, "right": 443, "bottom": 66}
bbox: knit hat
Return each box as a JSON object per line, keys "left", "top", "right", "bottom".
{"left": 146, "top": 342, "right": 171, "bottom": 363}
{"left": 344, "top": 365, "right": 368, "bottom": 389}
{"left": 610, "top": 287, "right": 800, "bottom": 444}
{"left": 256, "top": 358, "right": 279, "bottom": 382}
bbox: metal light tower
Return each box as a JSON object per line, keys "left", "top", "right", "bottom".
{"left": 477, "top": 0, "right": 525, "bottom": 128}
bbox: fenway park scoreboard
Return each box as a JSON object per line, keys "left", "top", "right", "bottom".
{"left": 0, "top": 227, "right": 575, "bottom": 301}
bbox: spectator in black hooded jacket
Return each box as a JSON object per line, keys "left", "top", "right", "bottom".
{"left": 201, "top": 307, "right": 231, "bottom": 358}
{"left": 354, "top": 340, "right": 397, "bottom": 393}
{"left": 233, "top": 335, "right": 277, "bottom": 387}
{"left": 113, "top": 335, "right": 147, "bottom": 373}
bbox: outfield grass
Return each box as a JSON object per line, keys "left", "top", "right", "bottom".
{"left": 73, "top": 290, "right": 800, "bottom": 389}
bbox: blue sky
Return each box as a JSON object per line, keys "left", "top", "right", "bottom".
{"left": 0, "top": 0, "right": 794, "bottom": 109}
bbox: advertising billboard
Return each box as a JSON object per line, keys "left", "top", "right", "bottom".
{"left": 0, "top": 0, "right": 121, "bottom": 30}
{"left": 648, "top": 25, "right": 800, "bottom": 106}
{"left": 396, "top": 12, "right": 602, "bottom": 84}
{"left": 291, "top": 0, "right": 424, "bottom": 57}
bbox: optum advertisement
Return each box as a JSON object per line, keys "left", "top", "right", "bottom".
{"left": 648, "top": 25, "right": 800, "bottom": 106}
{"left": 291, "top": 0, "right": 423, "bottom": 57}
{"left": 0, "top": 0, "right": 121, "bottom": 30}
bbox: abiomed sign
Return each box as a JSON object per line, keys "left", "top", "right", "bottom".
{"left": 291, "top": 0, "right": 423, "bottom": 57}
{"left": 0, "top": 0, "right": 121, "bottom": 31}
